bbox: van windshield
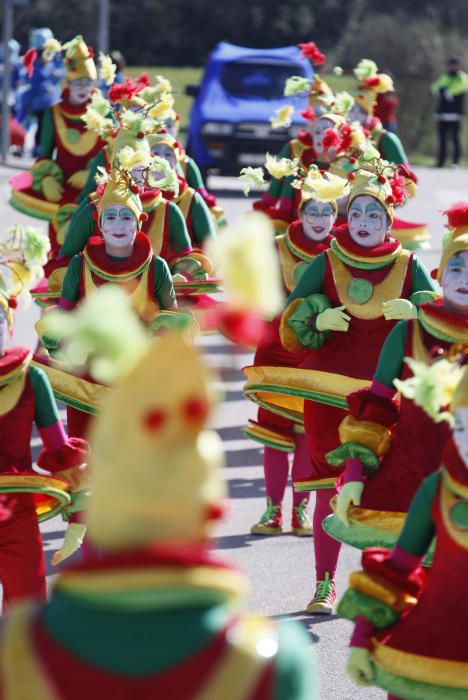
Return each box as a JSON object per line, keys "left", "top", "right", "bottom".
{"left": 220, "top": 60, "right": 305, "bottom": 100}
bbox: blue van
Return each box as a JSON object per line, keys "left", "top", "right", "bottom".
{"left": 185, "top": 42, "right": 314, "bottom": 175}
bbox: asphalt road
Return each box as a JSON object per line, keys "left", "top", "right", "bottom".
{"left": 0, "top": 160, "right": 467, "bottom": 699}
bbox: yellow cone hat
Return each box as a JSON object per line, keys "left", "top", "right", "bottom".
{"left": 86, "top": 334, "right": 225, "bottom": 550}
{"left": 97, "top": 169, "right": 144, "bottom": 227}
{"left": 63, "top": 35, "right": 97, "bottom": 82}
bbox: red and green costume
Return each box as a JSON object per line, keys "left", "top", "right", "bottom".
{"left": 0, "top": 546, "right": 315, "bottom": 699}
{"left": 0, "top": 347, "right": 86, "bottom": 609}
{"left": 340, "top": 438, "right": 468, "bottom": 699}
{"left": 246, "top": 222, "right": 333, "bottom": 451}
{"left": 54, "top": 233, "right": 176, "bottom": 438}
{"left": 163, "top": 178, "right": 217, "bottom": 248}
{"left": 370, "top": 119, "right": 429, "bottom": 250}
{"left": 59, "top": 187, "right": 192, "bottom": 262}
{"left": 324, "top": 300, "right": 468, "bottom": 551}
{"left": 245, "top": 225, "right": 436, "bottom": 488}
{"left": 10, "top": 89, "right": 107, "bottom": 255}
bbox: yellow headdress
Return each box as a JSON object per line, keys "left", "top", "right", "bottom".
{"left": 87, "top": 333, "right": 224, "bottom": 550}
{"left": 299, "top": 166, "right": 349, "bottom": 213}
{"left": 307, "top": 74, "right": 335, "bottom": 114}
{"left": 62, "top": 35, "right": 97, "bottom": 82}
{"left": 437, "top": 203, "right": 468, "bottom": 282}
{"left": 96, "top": 170, "right": 144, "bottom": 228}
{"left": 147, "top": 132, "right": 179, "bottom": 156}
{"left": 347, "top": 167, "right": 395, "bottom": 222}
{"left": 353, "top": 59, "right": 394, "bottom": 115}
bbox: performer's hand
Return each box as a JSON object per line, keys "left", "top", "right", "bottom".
{"left": 42, "top": 175, "right": 64, "bottom": 202}
{"left": 346, "top": 647, "right": 375, "bottom": 686}
{"left": 316, "top": 305, "right": 351, "bottom": 332}
{"left": 335, "top": 481, "right": 364, "bottom": 526}
{"left": 67, "top": 169, "right": 89, "bottom": 190}
{"left": 51, "top": 523, "right": 86, "bottom": 566}
{"left": 382, "top": 298, "right": 417, "bottom": 321}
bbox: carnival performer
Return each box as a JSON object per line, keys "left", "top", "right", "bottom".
{"left": 348, "top": 59, "right": 429, "bottom": 249}
{"left": 0, "top": 297, "right": 317, "bottom": 700}
{"left": 57, "top": 122, "right": 194, "bottom": 270}
{"left": 248, "top": 171, "right": 345, "bottom": 537}
{"left": 244, "top": 162, "right": 436, "bottom": 615}
{"left": 44, "top": 169, "right": 178, "bottom": 439}
{"left": 78, "top": 75, "right": 223, "bottom": 222}
{"left": 0, "top": 227, "right": 88, "bottom": 610}
{"left": 10, "top": 36, "right": 113, "bottom": 257}
{"left": 253, "top": 42, "right": 334, "bottom": 223}
{"left": 341, "top": 363, "right": 468, "bottom": 700}
{"left": 14, "top": 28, "right": 63, "bottom": 155}
{"left": 324, "top": 202, "right": 468, "bottom": 551}
{"left": 150, "top": 133, "right": 217, "bottom": 248}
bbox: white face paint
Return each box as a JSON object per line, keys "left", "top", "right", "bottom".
{"left": 151, "top": 144, "right": 178, "bottom": 170}
{"left": 101, "top": 205, "right": 138, "bottom": 252}
{"left": 130, "top": 166, "right": 147, "bottom": 186}
{"left": 349, "top": 103, "right": 369, "bottom": 126}
{"left": 300, "top": 200, "right": 335, "bottom": 241}
{"left": 68, "top": 78, "right": 95, "bottom": 105}
{"left": 348, "top": 194, "right": 389, "bottom": 248}
{"left": 453, "top": 407, "right": 468, "bottom": 468}
{"left": 442, "top": 251, "right": 468, "bottom": 313}
{"left": 163, "top": 119, "right": 178, "bottom": 137}
{"left": 0, "top": 309, "right": 8, "bottom": 357}
{"left": 311, "top": 118, "right": 334, "bottom": 156}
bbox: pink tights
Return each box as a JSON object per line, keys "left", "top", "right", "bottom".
{"left": 313, "top": 488, "right": 341, "bottom": 580}
{"left": 263, "top": 434, "right": 311, "bottom": 508}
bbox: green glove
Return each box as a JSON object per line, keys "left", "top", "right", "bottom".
{"left": 172, "top": 257, "right": 208, "bottom": 282}
{"left": 382, "top": 298, "right": 417, "bottom": 321}
{"left": 346, "top": 647, "right": 375, "bottom": 687}
{"left": 335, "top": 481, "right": 364, "bottom": 526}
{"left": 51, "top": 522, "right": 86, "bottom": 566}
{"left": 316, "top": 305, "right": 351, "bottom": 332}
{"left": 42, "top": 175, "right": 64, "bottom": 202}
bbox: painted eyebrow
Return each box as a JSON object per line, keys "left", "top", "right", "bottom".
{"left": 448, "top": 256, "right": 466, "bottom": 266}
{"left": 118, "top": 208, "right": 134, "bottom": 217}
{"left": 103, "top": 208, "right": 117, "bottom": 216}
{"left": 349, "top": 203, "right": 362, "bottom": 212}
{"left": 366, "top": 203, "right": 382, "bottom": 213}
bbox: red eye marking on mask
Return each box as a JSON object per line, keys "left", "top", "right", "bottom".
{"left": 143, "top": 409, "right": 166, "bottom": 432}
{"left": 183, "top": 396, "right": 208, "bottom": 424}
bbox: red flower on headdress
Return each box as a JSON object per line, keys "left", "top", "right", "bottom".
{"left": 444, "top": 202, "right": 468, "bottom": 229}
{"left": 23, "top": 48, "right": 37, "bottom": 78}
{"left": 322, "top": 128, "right": 341, "bottom": 152}
{"left": 338, "top": 124, "right": 353, "bottom": 153}
{"left": 300, "top": 106, "right": 316, "bottom": 121}
{"left": 388, "top": 173, "right": 407, "bottom": 207}
{"left": 298, "top": 42, "right": 326, "bottom": 66}
{"left": 87, "top": 45, "right": 95, "bottom": 59}
{"left": 360, "top": 76, "right": 380, "bottom": 89}
{"left": 135, "top": 72, "right": 150, "bottom": 88}
{"left": 7, "top": 297, "right": 17, "bottom": 309}
{"left": 108, "top": 77, "right": 139, "bottom": 103}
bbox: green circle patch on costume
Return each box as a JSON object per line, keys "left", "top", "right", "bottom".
{"left": 450, "top": 501, "right": 468, "bottom": 530}
{"left": 347, "top": 278, "right": 373, "bottom": 304}
{"left": 66, "top": 128, "right": 81, "bottom": 144}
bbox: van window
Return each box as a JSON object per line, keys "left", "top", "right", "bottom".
{"left": 220, "top": 60, "right": 305, "bottom": 100}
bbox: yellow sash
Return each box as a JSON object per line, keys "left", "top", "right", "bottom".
{"left": 0, "top": 355, "right": 32, "bottom": 416}
{"left": 327, "top": 249, "right": 411, "bottom": 320}
{"left": 145, "top": 201, "right": 167, "bottom": 255}
{"left": 175, "top": 187, "right": 195, "bottom": 220}
{"left": 83, "top": 259, "right": 159, "bottom": 323}
{"left": 52, "top": 104, "right": 100, "bottom": 158}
